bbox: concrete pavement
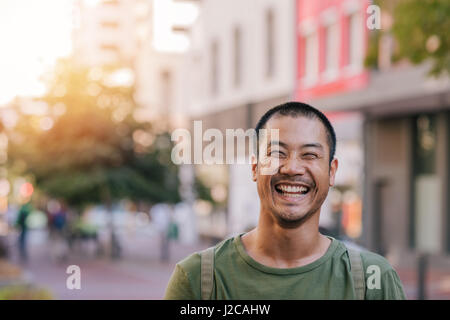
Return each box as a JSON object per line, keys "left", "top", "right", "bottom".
{"left": 6, "top": 229, "right": 450, "bottom": 299}
{"left": 8, "top": 229, "right": 212, "bottom": 299}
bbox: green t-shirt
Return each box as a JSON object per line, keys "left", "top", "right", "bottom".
{"left": 164, "top": 234, "right": 406, "bottom": 300}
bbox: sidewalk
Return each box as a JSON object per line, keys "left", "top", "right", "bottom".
{"left": 7, "top": 229, "right": 213, "bottom": 299}
{"left": 5, "top": 230, "right": 450, "bottom": 300}
{"left": 396, "top": 267, "right": 450, "bottom": 300}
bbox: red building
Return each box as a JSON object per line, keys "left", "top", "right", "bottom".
{"left": 295, "top": 0, "right": 370, "bottom": 101}
{"left": 294, "top": 0, "right": 372, "bottom": 241}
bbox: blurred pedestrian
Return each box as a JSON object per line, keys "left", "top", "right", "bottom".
{"left": 16, "top": 201, "right": 33, "bottom": 263}
{"left": 151, "top": 203, "right": 174, "bottom": 262}
{"left": 47, "top": 200, "right": 69, "bottom": 263}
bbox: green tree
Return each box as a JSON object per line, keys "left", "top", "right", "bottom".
{"left": 392, "top": 0, "right": 450, "bottom": 76}
{"left": 366, "top": 0, "right": 450, "bottom": 76}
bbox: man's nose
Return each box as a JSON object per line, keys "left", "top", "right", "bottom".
{"left": 279, "top": 155, "right": 306, "bottom": 175}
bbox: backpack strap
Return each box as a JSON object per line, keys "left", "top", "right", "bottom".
{"left": 200, "top": 246, "right": 215, "bottom": 300}
{"left": 347, "top": 247, "right": 366, "bottom": 300}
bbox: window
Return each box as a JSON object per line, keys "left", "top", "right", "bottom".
{"left": 266, "top": 8, "right": 275, "bottom": 78}
{"left": 323, "top": 22, "right": 339, "bottom": 80}
{"left": 233, "top": 27, "right": 242, "bottom": 87}
{"left": 347, "top": 12, "right": 363, "bottom": 69}
{"left": 160, "top": 70, "right": 172, "bottom": 112}
{"left": 102, "top": 0, "right": 119, "bottom": 5}
{"left": 411, "top": 114, "right": 442, "bottom": 253}
{"left": 100, "top": 44, "right": 119, "bottom": 51}
{"left": 100, "top": 21, "right": 119, "bottom": 28}
{"left": 303, "top": 31, "right": 319, "bottom": 85}
{"left": 211, "top": 40, "right": 219, "bottom": 96}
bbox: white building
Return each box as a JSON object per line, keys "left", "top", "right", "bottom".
{"left": 185, "top": 0, "right": 296, "bottom": 117}
{"left": 179, "top": 0, "right": 297, "bottom": 238}
{"left": 133, "top": 0, "right": 202, "bottom": 244}
{"left": 72, "top": 0, "right": 149, "bottom": 67}
{"left": 134, "top": 0, "right": 199, "bottom": 125}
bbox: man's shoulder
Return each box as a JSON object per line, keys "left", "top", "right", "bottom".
{"left": 357, "top": 249, "right": 406, "bottom": 299}
{"left": 358, "top": 249, "right": 396, "bottom": 274}
{"left": 340, "top": 242, "right": 406, "bottom": 299}
{"left": 336, "top": 239, "right": 396, "bottom": 273}
{"left": 177, "top": 235, "right": 236, "bottom": 275}
{"left": 165, "top": 235, "right": 240, "bottom": 299}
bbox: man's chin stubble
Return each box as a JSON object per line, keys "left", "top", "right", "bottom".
{"left": 273, "top": 209, "right": 318, "bottom": 229}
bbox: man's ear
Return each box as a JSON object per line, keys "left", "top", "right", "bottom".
{"left": 329, "top": 158, "right": 338, "bottom": 187}
{"left": 251, "top": 154, "right": 258, "bottom": 182}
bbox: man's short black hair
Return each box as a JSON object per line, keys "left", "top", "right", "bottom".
{"left": 255, "top": 101, "right": 337, "bottom": 163}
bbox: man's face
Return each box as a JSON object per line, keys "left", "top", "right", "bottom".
{"left": 252, "top": 115, "right": 338, "bottom": 227}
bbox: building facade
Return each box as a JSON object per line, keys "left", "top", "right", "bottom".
{"left": 298, "top": 1, "right": 450, "bottom": 268}
{"left": 72, "top": 0, "right": 149, "bottom": 67}
{"left": 181, "top": 0, "right": 297, "bottom": 238}
{"left": 295, "top": 0, "right": 370, "bottom": 241}
{"left": 134, "top": 0, "right": 199, "bottom": 125}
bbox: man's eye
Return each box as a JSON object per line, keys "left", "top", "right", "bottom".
{"left": 304, "top": 153, "right": 318, "bottom": 159}
{"left": 269, "top": 150, "right": 284, "bottom": 157}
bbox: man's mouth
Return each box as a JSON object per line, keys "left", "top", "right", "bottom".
{"left": 273, "top": 182, "right": 311, "bottom": 199}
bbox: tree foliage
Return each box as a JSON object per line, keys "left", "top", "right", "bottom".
{"left": 7, "top": 59, "right": 181, "bottom": 209}
{"left": 392, "top": 0, "right": 450, "bottom": 76}
{"left": 367, "top": 0, "right": 450, "bottom": 76}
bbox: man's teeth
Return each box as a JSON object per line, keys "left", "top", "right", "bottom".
{"left": 277, "top": 184, "right": 308, "bottom": 193}
{"left": 280, "top": 192, "right": 302, "bottom": 198}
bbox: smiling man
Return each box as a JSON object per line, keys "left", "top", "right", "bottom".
{"left": 164, "top": 102, "right": 406, "bottom": 300}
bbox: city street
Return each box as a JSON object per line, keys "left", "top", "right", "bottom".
{"left": 0, "top": 0, "right": 449, "bottom": 305}
{"left": 5, "top": 229, "right": 450, "bottom": 300}
{"left": 7, "top": 229, "right": 212, "bottom": 300}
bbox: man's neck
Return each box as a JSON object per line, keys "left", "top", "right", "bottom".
{"left": 241, "top": 212, "right": 331, "bottom": 269}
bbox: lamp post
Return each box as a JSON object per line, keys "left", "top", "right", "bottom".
{"left": 417, "top": 252, "right": 429, "bottom": 300}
